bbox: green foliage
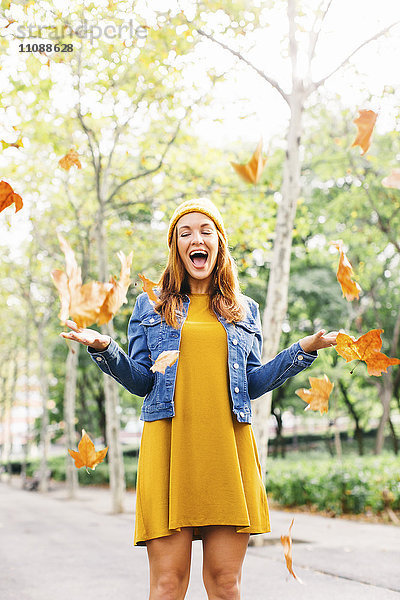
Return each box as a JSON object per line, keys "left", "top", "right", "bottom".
{"left": 266, "top": 454, "right": 400, "bottom": 515}
{"left": 16, "top": 448, "right": 139, "bottom": 489}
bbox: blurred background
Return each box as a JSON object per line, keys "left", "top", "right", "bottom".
{"left": 1, "top": 0, "right": 399, "bottom": 523}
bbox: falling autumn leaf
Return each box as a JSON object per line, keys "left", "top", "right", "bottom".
{"left": 58, "top": 148, "right": 82, "bottom": 170}
{"left": 336, "top": 329, "right": 400, "bottom": 376}
{"left": 382, "top": 168, "right": 400, "bottom": 190}
{"left": 97, "top": 251, "right": 133, "bottom": 324}
{"left": 351, "top": 109, "right": 377, "bottom": 155}
{"left": 138, "top": 273, "right": 159, "bottom": 302}
{"left": 330, "top": 240, "right": 361, "bottom": 301}
{"left": 0, "top": 180, "right": 23, "bottom": 213}
{"left": 68, "top": 429, "right": 108, "bottom": 472}
{"left": 230, "top": 138, "right": 267, "bottom": 184}
{"left": 52, "top": 234, "right": 132, "bottom": 328}
{"left": 295, "top": 375, "right": 334, "bottom": 415}
{"left": 1, "top": 136, "right": 23, "bottom": 150}
{"left": 150, "top": 350, "right": 180, "bottom": 374}
{"left": 280, "top": 518, "right": 303, "bottom": 583}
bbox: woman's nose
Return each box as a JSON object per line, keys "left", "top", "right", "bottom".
{"left": 191, "top": 231, "right": 203, "bottom": 244}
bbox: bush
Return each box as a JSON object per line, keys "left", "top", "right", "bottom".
{"left": 265, "top": 454, "right": 400, "bottom": 515}
{"left": 3, "top": 451, "right": 138, "bottom": 489}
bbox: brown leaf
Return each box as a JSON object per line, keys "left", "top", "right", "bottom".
{"left": 150, "top": 350, "right": 180, "bottom": 374}
{"left": 68, "top": 429, "right": 108, "bottom": 471}
{"left": 280, "top": 518, "right": 303, "bottom": 583}
{"left": 230, "top": 138, "right": 267, "bottom": 184}
{"left": 58, "top": 148, "right": 82, "bottom": 170}
{"left": 52, "top": 234, "right": 116, "bottom": 328}
{"left": 51, "top": 269, "right": 70, "bottom": 324}
{"left": 382, "top": 168, "right": 400, "bottom": 190}
{"left": 97, "top": 251, "right": 133, "bottom": 324}
{"left": 1, "top": 136, "right": 23, "bottom": 150}
{"left": 0, "top": 180, "right": 23, "bottom": 213}
{"left": 330, "top": 240, "right": 361, "bottom": 301}
{"left": 336, "top": 329, "right": 400, "bottom": 376}
{"left": 138, "top": 273, "right": 159, "bottom": 302}
{"left": 295, "top": 375, "right": 334, "bottom": 415}
{"left": 351, "top": 109, "right": 377, "bottom": 155}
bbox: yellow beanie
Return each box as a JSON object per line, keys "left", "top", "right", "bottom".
{"left": 167, "top": 197, "right": 227, "bottom": 247}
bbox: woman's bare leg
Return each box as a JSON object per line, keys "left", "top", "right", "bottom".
{"left": 146, "top": 527, "right": 193, "bottom": 600}
{"left": 201, "top": 526, "right": 249, "bottom": 600}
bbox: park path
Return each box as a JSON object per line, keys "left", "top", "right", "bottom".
{"left": 1, "top": 477, "right": 399, "bottom": 599}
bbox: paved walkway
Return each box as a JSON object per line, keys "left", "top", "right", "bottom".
{"left": 1, "top": 477, "right": 399, "bottom": 599}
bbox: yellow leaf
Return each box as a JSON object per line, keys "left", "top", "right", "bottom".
{"left": 230, "top": 138, "right": 267, "bottom": 184}
{"left": 150, "top": 350, "right": 179, "bottom": 374}
{"left": 68, "top": 429, "right": 108, "bottom": 471}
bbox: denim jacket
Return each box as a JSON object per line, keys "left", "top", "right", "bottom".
{"left": 87, "top": 291, "right": 318, "bottom": 424}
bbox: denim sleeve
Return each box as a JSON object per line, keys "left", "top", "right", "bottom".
{"left": 246, "top": 302, "right": 318, "bottom": 400}
{"left": 87, "top": 294, "right": 155, "bottom": 397}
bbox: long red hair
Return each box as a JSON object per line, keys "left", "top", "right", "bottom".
{"left": 154, "top": 226, "right": 248, "bottom": 328}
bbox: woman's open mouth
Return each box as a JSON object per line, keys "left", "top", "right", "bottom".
{"left": 189, "top": 249, "right": 208, "bottom": 269}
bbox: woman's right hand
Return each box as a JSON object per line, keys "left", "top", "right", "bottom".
{"left": 59, "top": 320, "right": 111, "bottom": 351}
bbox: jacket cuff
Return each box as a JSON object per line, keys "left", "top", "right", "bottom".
{"left": 290, "top": 341, "right": 318, "bottom": 365}
{"left": 87, "top": 338, "right": 119, "bottom": 360}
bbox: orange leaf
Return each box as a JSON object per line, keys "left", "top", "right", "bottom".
{"left": 51, "top": 269, "right": 70, "bottom": 323}
{"left": 295, "top": 374, "right": 334, "bottom": 415}
{"left": 0, "top": 180, "right": 23, "bottom": 213}
{"left": 330, "top": 240, "right": 361, "bottom": 301}
{"left": 382, "top": 168, "right": 400, "bottom": 190}
{"left": 150, "top": 350, "right": 180, "bottom": 374}
{"left": 280, "top": 518, "right": 303, "bottom": 583}
{"left": 72, "top": 281, "right": 113, "bottom": 328}
{"left": 97, "top": 251, "right": 133, "bottom": 324}
{"left": 58, "top": 148, "right": 82, "bottom": 170}
{"left": 230, "top": 138, "right": 267, "bottom": 184}
{"left": 52, "top": 234, "right": 119, "bottom": 328}
{"left": 351, "top": 109, "right": 377, "bottom": 155}
{"left": 68, "top": 429, "right": 108, "bottom": 471}
{"left": 336, "top": 329, "right": 400, "bottom": 376}
{"left": 1, "top": 136, "right": 23, "bottom": 150}
{"left": 138, "top": 273, "right": 159, "bottom": 302}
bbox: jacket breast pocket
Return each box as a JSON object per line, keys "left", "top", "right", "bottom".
{"left": 235, "top": 320, "right": 257, "bottom": 354}
{"left": 141, "top": 313, "right": 163, "bottom": 350}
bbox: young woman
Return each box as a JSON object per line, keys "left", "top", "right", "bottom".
{"left": 61, "top": 197, "right": 337, "bottom": 600}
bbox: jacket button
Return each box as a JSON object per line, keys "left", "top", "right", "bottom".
{"left": 233, "top": 363, "right": 239, "bottom": 369}
{"left": 298, "top": 355, "right": 303, "bottom": 361}
{"left": 234, "top": 387, "right": 239, "bottom": 393}
{"left": 96, "top": 357, "right": 102, "bottom": 362}
{"left": 232, "top": 339, "right": 238, "bottom": 345}
{"left": 239, "top": 411, "right": 245, "bottom": 418}
{"left": 149, "top": 318, "right": 155, "bottom": 323}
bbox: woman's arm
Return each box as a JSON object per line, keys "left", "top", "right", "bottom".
{"left": 245, "top": 301, "right": 337, "bottom": 399}
{"left": 61, "top": 294, "right": 155, "bottom": 397}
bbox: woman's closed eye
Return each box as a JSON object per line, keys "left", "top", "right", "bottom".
{"left": 181, "top": 231, "right": 212, "bottom": 237}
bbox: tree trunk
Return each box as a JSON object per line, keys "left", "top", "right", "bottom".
{"left": 2, "top": 365, "right": 12, "bottom": 482}
{"left": 21, "top": 323, "right": 31, "bottom": 488}
{"left": 65, "top": 341, "right": 79, "bottom": 498}
{"left": 7, "top": 354, "right": 18, "bottom": 479}
{"left": 338, "top": 380, "right": 364, "bottom": 455}
{"left": 375, "top": 375, "right": 393, "bottom": 454}
{"left": 37, "top": 321, "right": 51, "bottom": 493}
{"left": 96, "top": 202, "right": 125, "bottom": 513}
{"left": 388, "top": 417, "right": 399, "bottom": 455}
{"left": 252, "top": 89, "right": 304, "bottom": 477}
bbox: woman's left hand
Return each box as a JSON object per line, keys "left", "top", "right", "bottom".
{"left": 299, "top": 330, "right": 338, "bottom": 354}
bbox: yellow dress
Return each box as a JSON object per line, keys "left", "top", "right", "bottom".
{"left": 133, "top": 293, "right": 270, "bottom": 546}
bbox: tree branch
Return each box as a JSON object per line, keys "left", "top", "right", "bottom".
{"left": 105, "top": 119, "right": 184, "bottom": 205}
{"left": 288, "top": 0, "right": 298, "bottom": 83}
{"left": 311, "top": 20, "right": 400, "bottom": 91}
{"left": 196, "top": 28, "right": 289, "bottom": 105}
{"left": 308, "top": 0, "right": 334, "bottom": 64}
